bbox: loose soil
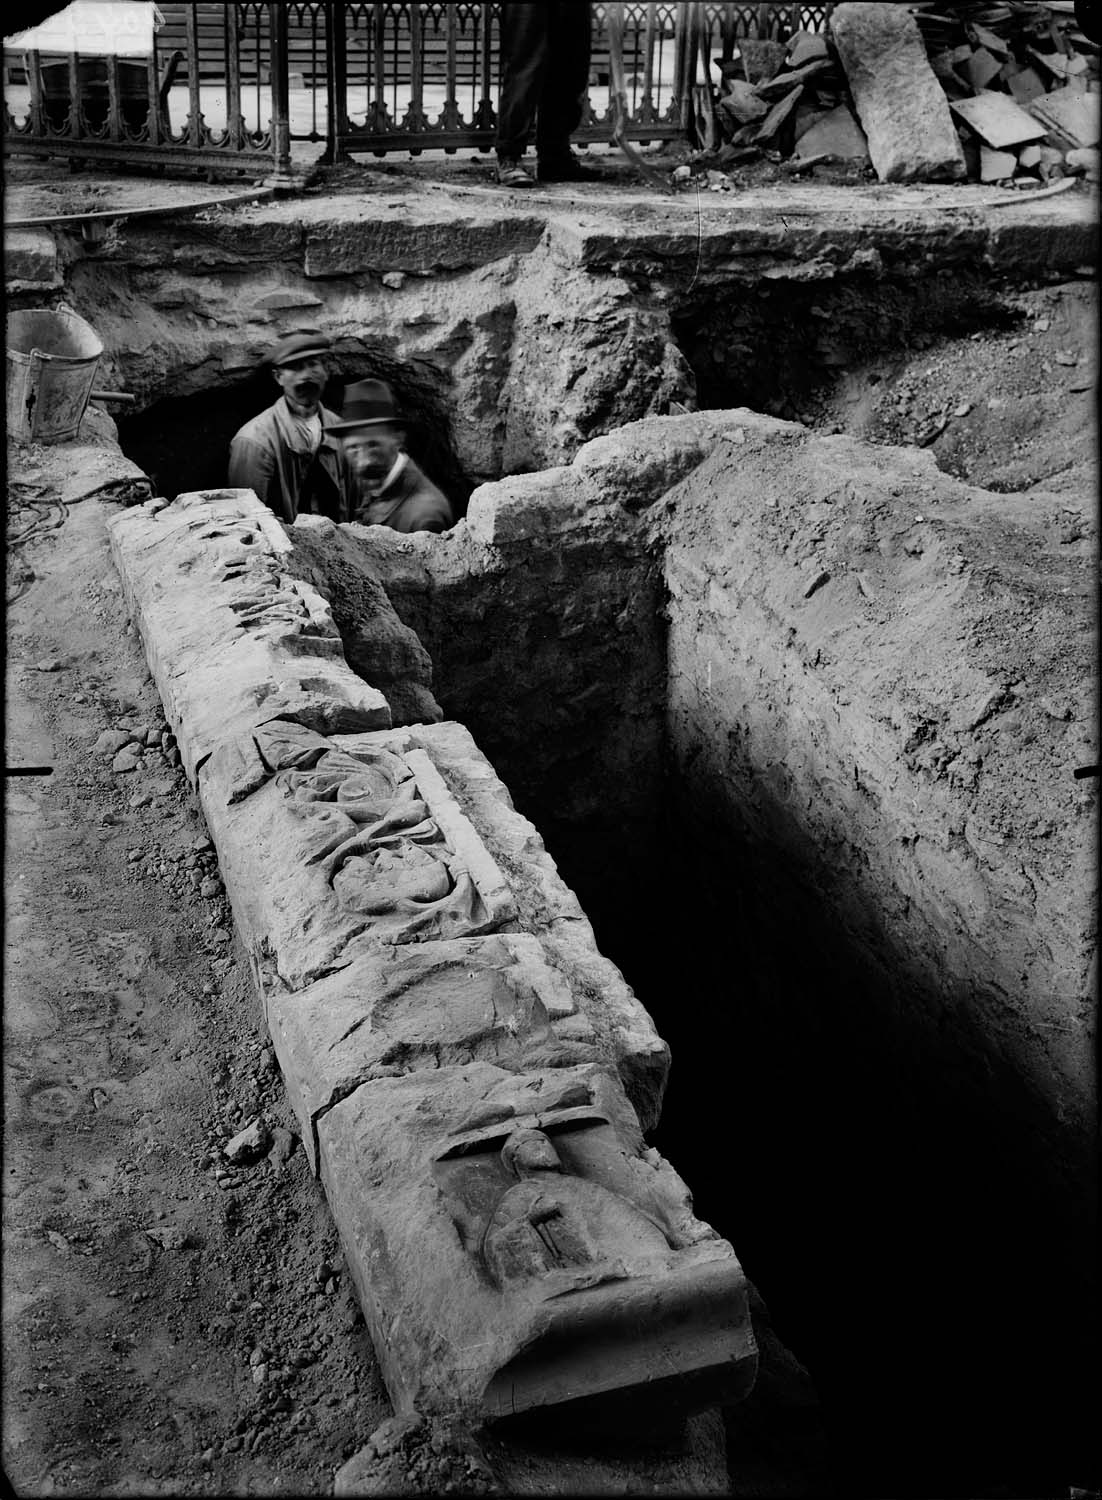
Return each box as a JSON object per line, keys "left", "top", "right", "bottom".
{"left": 4, "top": 483, "right": 393, "bottom": 1496}
{"left": 799, "top": 278, "right": 1098, "bottom": 495}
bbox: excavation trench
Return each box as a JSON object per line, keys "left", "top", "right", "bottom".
{"left": 278, "top": 389, "right": 1095, "bottom": 1495}
{"left": 90, "top": 198, "right": 1097, "bottom": 1494}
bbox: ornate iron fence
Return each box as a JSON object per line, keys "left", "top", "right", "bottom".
{"left": 323, "top": 2, "right": 833, "bottom": 158}
{"left": 3, "top": 3, "right": 295, "bottom": 182}
{"left": 3, "top": 2, "right": 833, "bottom": 178}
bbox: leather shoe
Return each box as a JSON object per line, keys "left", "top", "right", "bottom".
{"left": 495, "top": 157, "right": 534, "bottom": 188}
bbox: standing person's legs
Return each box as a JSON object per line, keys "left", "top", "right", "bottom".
{"left": 535, "top": 0, "right": 592, "bottom": 167}
{"left": 495, "top": 3, "right": 552, "bottom": 163}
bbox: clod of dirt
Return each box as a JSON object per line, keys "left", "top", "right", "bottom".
{"left": 224, "top": 1118, "right": 271, "bottom": 1163}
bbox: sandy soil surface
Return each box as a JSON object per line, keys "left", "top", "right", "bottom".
{"left": 4, "top": 479, "right": 394, "bottom": 1495}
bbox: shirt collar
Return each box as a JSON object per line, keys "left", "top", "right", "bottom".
{"left": 377, "top": 451, "right": 408, "bottom": 494}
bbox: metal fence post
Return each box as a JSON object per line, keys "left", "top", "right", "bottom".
{"left": 266, "top": 0, "right": 296, "bottom": 186}
{"left": 322, "top": 0, "right": 353, "bottom": 164}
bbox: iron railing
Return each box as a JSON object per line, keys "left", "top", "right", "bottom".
{"left": 3, "top": 3, "right": 833, "bottom": 180}
{"left": 3, "top": 3, "right": 295, "bottom": 182}
{"left": 321, "top": 2, "right": 833, "bottom": 158}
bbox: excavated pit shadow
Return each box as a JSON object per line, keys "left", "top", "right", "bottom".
{"left": 278, "top": 490, "right": 1095, "bottom": 1499}
{"left": 404, "top": 610, "right": 1095, "bottom": 1500}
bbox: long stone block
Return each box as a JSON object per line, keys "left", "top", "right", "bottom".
{"left": 304, "top": 213, "right": 545, "bottom": 277}
{"left": 198, "top": 721, "right": 517, "bottom": 990}
{"left": 111, "top": 468, "right": 748, "bottom": 1439}
{"left": 830, "top": 4, "right": 966, "bottom": 183}
{"left": 107, "top": 489, "right": 390, "bottom": 785}
{"left": 268, "top": 933, "right": 591, "bottom": 1171}
{"left": 317, "top": 1059, "right": 758, "bottom": 1421}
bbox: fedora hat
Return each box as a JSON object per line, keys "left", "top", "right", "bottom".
{"left": 268, "top": 329, "right": 331, "bottom": 367}
{"left": 330, "top": 378, "right": 404, "bottom": 432}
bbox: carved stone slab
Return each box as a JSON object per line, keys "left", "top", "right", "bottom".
{"left": 267, "top": 933, "right": 596, "bottom": 1170}
{"left": 198, "top": 720, "right": 517, "bottom": 989}
{"left": 106, "top": 489, "right": 390, "bottom": 785}
{"left": 316, "top": 1059, "right": 758, "bottom": 1422}
{"left": 337, "top": 722, "right": 672, "bottom": 1132}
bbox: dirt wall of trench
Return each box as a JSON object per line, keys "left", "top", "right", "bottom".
{"left": 647, "top": 413, "right": 1096, "bottom": 1153}
{"left": 639, "top": 410, "right": 1098, "bottom": 1488}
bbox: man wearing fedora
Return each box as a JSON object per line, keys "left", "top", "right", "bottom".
{"left": 332, "top": 379, "right": 453, "bottom": 534}
{"left": 228, "top": 330, "right": 349, "bottom": 525}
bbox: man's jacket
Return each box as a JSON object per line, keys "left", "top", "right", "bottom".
{"left": 353, "top": 455, "right": 453, "bottom": 534}
{"left": 228, "top": 398, "right": 348, "bottom": 524}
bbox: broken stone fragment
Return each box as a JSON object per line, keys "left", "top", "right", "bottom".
{"left": 830, "top": 3, "right": 966, "bottom": 182}
{"left": 1026, "top": 88, "right": 1100, "bottom": 151}
{"left": 224, "top": 1118, "right": 271, "bottom": 1163}
{"left": 1006, "top": 65, "right": 1046, "bottom": 106}
{"left": 753, "top": 85, "right": 804, "bottom": 145}
{"left": 949, "top": 91, "right": 1048, "bottom": 151}
{"left": 719, "top": 79, "right": 769, "bottom": 124}
{"left": 112, "top": 746, "right": 142, "bottom": 773}
{"left": 267, "top": 1126, "right": 297, "bottom": 1169}
{"left": 97, "top": 728, "right": 133, "bottom": 755}
{"left": 966, "top": 48, "right": 1003, "bottom": 94}
{"left": 980, "top": 147, "right": 1018, "bottom": 182}
{"left": 786, "top": 30, "right": 830, "bottom": 69}
{"left": 753, "top": 57, "right": 835, "bottom": 99}
{"left": 1065, "top": 147, "right": 1102, "bottom": 181}
{"left": 736, "top": 37, "right": 788, "bottom": 84}
{"left": 793, "top": 104, "right": 869, "bottom": 163}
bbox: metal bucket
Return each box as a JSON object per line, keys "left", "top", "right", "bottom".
{"left": 7, "top": 306, "right": 104, "bottom": 444}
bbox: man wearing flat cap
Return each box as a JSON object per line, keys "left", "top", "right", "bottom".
{"left": 228, "top": 330, "right": 348, "bottom": 524}
{"left": 333, "top": 379, "right": 453, "bottom": 534}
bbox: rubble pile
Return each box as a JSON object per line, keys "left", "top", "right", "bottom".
{"left": 692, "top": 0, "right": 1099, "bottom": 187}
{"left": 915, "top": 0, "right": 1100, "bottom": 181}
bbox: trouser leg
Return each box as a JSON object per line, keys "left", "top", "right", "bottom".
{"left": 535, "top": 0, "right": 592, "bottom": 162}
{"left": 495, "top": 3, "right": 552, "bottom": 159}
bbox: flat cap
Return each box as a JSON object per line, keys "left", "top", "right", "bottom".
{"left": 268, "top": 330, "right": 331, "bottom": 367}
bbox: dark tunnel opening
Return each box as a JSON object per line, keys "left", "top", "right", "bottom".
{"left": 670, "top": 269, "right": 1021, "bottom": 421}
{"left": 116, "top": 363, "right": 475, "bottom": 519}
